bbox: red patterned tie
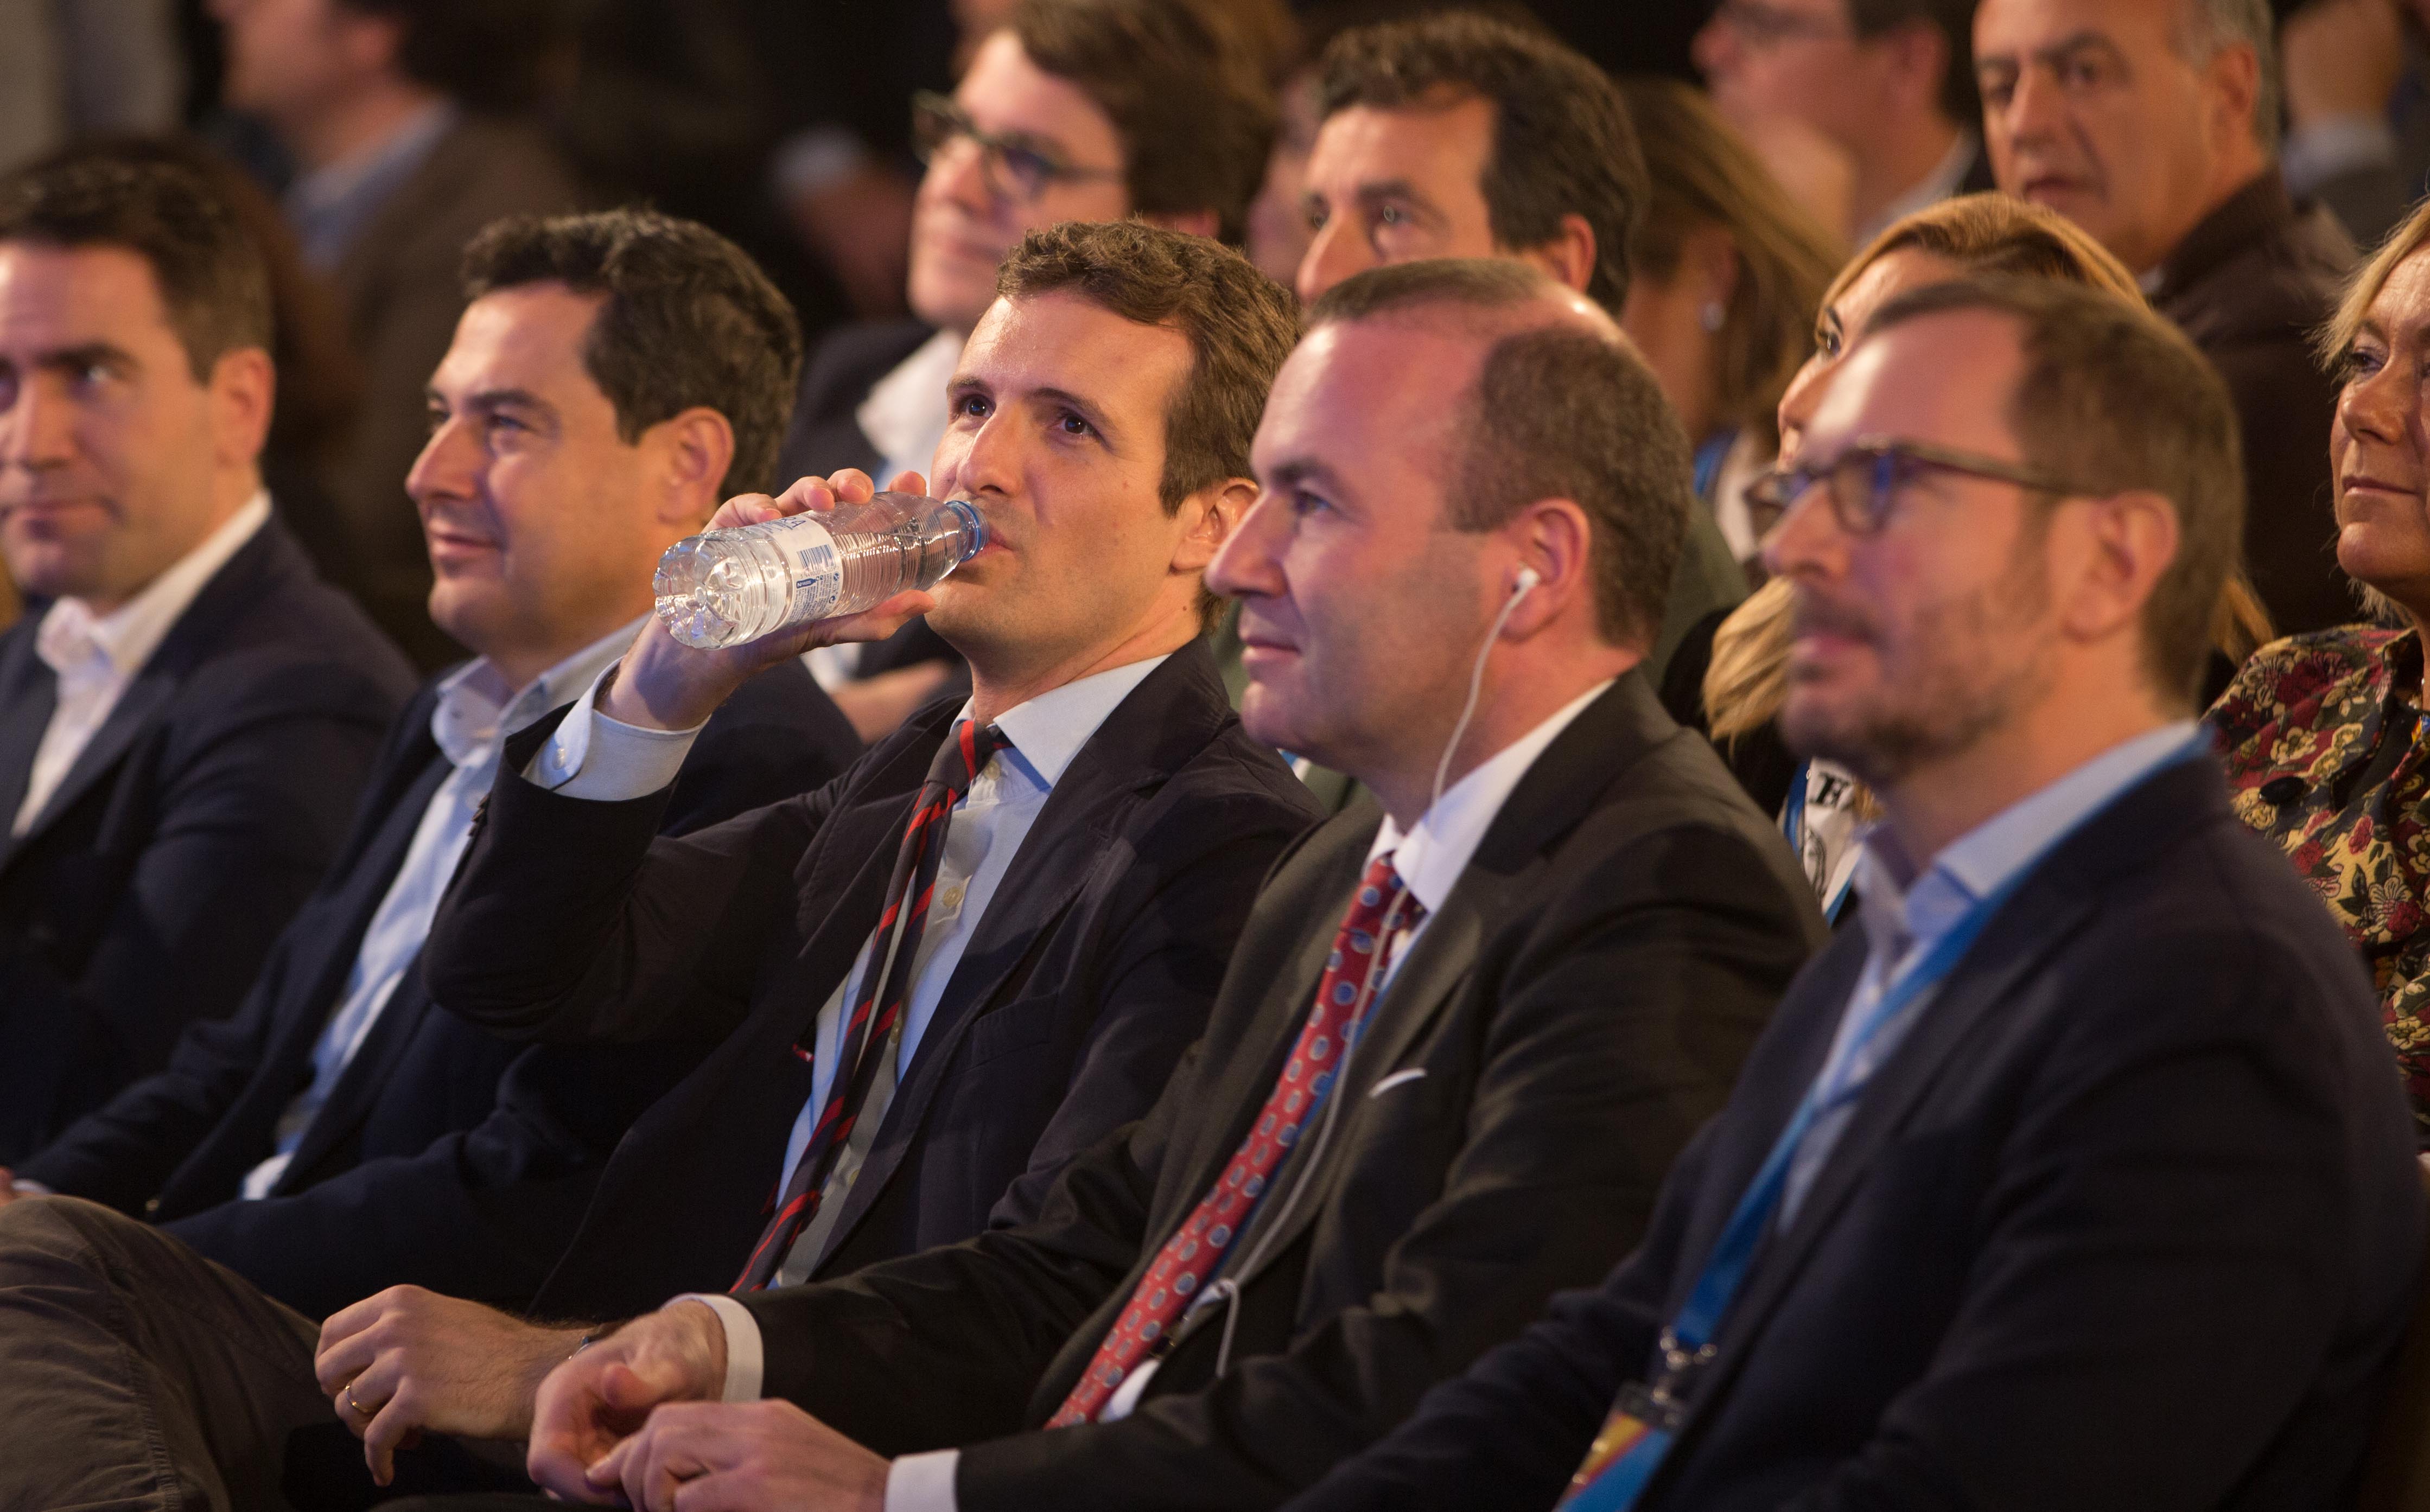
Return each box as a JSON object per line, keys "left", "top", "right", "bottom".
{"left": 1047, "top": 853, "right": 1423, "bottom": 1425}
{"left": 733, "top": 718, "right": 1008, "bottom": 1291}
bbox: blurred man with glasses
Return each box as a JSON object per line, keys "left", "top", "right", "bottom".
{"left": 773, "top": 0, "right": 1276, "bottom": 743}
{"left": 1694, "top": 0, "right": 1992, "bottom": 244}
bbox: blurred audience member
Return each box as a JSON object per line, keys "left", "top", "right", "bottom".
{"left": 1694, "top": 0, "right": 1991, "bottom": 246}
{"left": 0, "top": 0, "right": 182, "bottom": 174}
{"left": 2211, "top": 195, "right": 2430, "bottom": 1134}
{"left": 775, "top": 0, "right": 1276, "bottom": 743}
{"left": 0, "top": 208, "right": 866, "bottom": 1512}
{"left": 1284, "top": 271, "right": 2424, "bottom": 1512}
{"left": 211, "top": 0, "right": 584, "bottom": 669}
{"left": 43, "top": 133, "right": 367, "bottom": 606}
{"left": 0, "top": 154, "right": 414, "bottom": 1161}
{"left": 2280, "top": 0, "right": 2430, "bottom": 248}
{"left": 1619, "top": 76, "right": 1843, "bottom": 566}
{"left": 1978, "top": 0, "right": 2358, "bottom": 635}
{"left": 1691, "top": 193, "right": 2270, "bottom": 920}
{"left": 1300, "top": 11, "right": 1742, "bottom": 687}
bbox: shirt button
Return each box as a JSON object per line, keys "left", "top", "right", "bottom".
{"left": 938, "top": 885, "right": 966, "bottom": 912}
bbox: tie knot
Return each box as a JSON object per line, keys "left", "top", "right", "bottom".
{"left": 928, "top": 719, "right": 1008, "bottom": 795}
{"left": 1350, "top": 853, "right": 1422, "bottom": 933}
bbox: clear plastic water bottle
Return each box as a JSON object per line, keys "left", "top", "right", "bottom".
{"left": 653, "top": 492, "right": 987, "bottom": 649}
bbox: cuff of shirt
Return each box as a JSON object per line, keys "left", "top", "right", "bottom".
{"left": 672, "top": 1293, "right": 764, "bottom": 1402}
{"left": 887, "top": 1450, "right": 960, "bottom": 1512}
{"left": 527, "top": 662, "right": 705, "bottom": 800}
{"left": 2283, "top": 113, "right": 2400, "bottom": 196}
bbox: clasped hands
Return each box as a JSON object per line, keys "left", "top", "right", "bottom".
{"left": 317, "top": 1290, "right": 889, "bottom": 1511}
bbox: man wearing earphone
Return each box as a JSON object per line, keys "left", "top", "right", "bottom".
{"left": 475, "top": 258, "right": 1822, "bottom": 1512}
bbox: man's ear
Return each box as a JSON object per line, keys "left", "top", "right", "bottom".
{"left": 2060, "top": 487, "right": 2181, "bottom": 643}
{"left": 2204, "top": 40, "right": 2263, "bottom": 151}
{"left": 1514, "top": 214, "right": 1599, "bottom": 299}
{"left": 1172, "top": 475, "right": 1257, "bottom": 576}
{"left": 1140, "top": 207, "right": 1221, "bottom": 241}
{"left": 1500, "top": 496, "right": 1595, "bottom": 638}
{"left": 650, "top": 406, "right": 739, "bottom": 526}
{"left": 208, "top": 347, "right": 276, "bottom": 470}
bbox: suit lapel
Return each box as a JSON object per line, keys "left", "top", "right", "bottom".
{"left": 810, "top": 646, "right": 1241, "bottom": 1269}
{"left": 0, "top": 626, "right": 56, "bottom": 873}
{"left": 1191, "top": 676, "right": 1675, "bottom": 1298}
{"left": 1669, "top": 758, "right": 2228, "bottom": 1452}
{"left": 0, "top": 522, "right": 285, "bottom": 866}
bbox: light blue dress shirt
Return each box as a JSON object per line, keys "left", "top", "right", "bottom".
{"left": 1777, "top": 720, "right": 2203, "bottom": 1228}
{"left": 237, "top": 618, "right": 643, "bottom": 1200}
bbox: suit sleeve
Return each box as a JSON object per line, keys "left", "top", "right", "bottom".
{"left": 1281, "top": 1124, "right": 1717, "bottom": 1512}
{"left": 1767, "top": 913, "right": 2405, "bottom": 1512}
{"left": 421, "top": 716, "right": 858, "bottom": 1045}
{"left": 0, "top": 658, "right": 396, "bottom": 1156}
{"left": 949, "top": 820, "right": 1814, "bottom": 1512}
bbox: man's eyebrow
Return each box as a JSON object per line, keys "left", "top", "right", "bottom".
{"left": 1264, "top": 456, "right": 1348, "bottom": 495}
{"left": 430, "top": 386, "right": 557, "bottom": 419}
{"left": 2030, "top": 31, "right": 2128, "bottom": 69}
{"left": 20, "top": 342, "right": 139, "bottom": 374}
{"left": 1028, "top": 384, "right": 1118, "bottom": 437}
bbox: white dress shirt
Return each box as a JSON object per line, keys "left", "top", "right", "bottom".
{"left": 1776, "top": 720, "right": 2202, "bottom": 1229}
{"left": 13, "top": 492, "right": 270, "bottom": 838}
{"left": 804, "top": 329, "right": 968, "bottom": 690}
{"left": 878, "top": 678, "right": 1616, "bottom": 1512}
{"left": 234, "top": 618, "right": 643, "bottom": 1200}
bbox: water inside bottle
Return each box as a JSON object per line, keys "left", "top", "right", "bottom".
{"left": 654, "top": 496, "right": 984, "bottom": 649}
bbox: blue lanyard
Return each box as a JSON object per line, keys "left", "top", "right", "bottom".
{"left": 1780, "top": 762, "right": 1855, "bottom": 924}
{"left": 1567, "top": 733, "right": 2211, "bottom": 1512}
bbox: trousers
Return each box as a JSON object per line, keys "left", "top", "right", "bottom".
{"left": 0, "top": 1196, "right": 330, "bottom": 1511}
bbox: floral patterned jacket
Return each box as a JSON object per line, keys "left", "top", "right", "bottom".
{"left": 2208, "top": 626, "right": 2430, "bottom": 1132}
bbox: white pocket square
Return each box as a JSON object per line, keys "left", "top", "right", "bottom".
{"left": 1367, "top": 1068, "right": 1428, "bottom": 1098}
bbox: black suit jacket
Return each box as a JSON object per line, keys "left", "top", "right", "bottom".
{"left": 2152, "top": 170, "right": 2356, "bottom": 636}
{"left": 423, "top": 642, "right": 1320, "bottom": 1320}
{"left": 0, "top": 517, "right": 415, "bottom": 1163}
{"left": 731, "top": 674, "right": 1824, "bottom": 1511}
{"left": 773, "top": 317, "right": 959, "bottom": 681}
{"left": 15, "top": 658, "right": 858, "bottom": 1318}
{"left": 1287, "top": 757, "right": 2426, "bottom": 1512}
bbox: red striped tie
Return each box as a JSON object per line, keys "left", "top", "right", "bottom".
{"left": 1047, "top": 853, "right": 1422, "bottom": 1425}
{"left": 733, "top": 718, "right": 1008, "bottom": 1291}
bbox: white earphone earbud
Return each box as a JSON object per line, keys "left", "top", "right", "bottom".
{"left": 1510, "top": 567, "right": 1542, "bottom": 599}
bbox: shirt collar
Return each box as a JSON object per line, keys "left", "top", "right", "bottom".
{"left": 431, "top": 616, "right": 646, "bottom": 773}
{"left": 855, "top": 329, "right": 964, "bottom": 483}
{"left": 1854, "top": 719, "right": 2202, "bottom": 959}
{"left": 37, "top": 492, "right": 271, "bottom": 685}
{"left": 962, "top": 653, "right": 1172, "bottom": 790}
{"left": 1366, "top": 680, "right": 1613, "bottom": 917}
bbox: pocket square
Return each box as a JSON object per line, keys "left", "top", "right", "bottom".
{"left": 1367, "top": 1067, "right": 1428, "bottom": 1098}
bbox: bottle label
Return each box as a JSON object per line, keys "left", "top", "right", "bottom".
{"left": 763, "top": 514, "right": 843, "bottom": 621}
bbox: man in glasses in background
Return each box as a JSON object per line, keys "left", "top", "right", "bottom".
{"left": 772, "top": 0, "right": 1276, "bottom": 743}
{"left": 1280, "top": 276, "right": 2425, "bottom": 1511}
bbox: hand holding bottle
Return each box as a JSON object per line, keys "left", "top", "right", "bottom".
{"left": 607, "top": 469, "right": 946, "bottom": 733}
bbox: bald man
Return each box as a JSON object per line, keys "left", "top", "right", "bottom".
{"left": 470, "top": 259, "right": 1822, "bottom": 1512}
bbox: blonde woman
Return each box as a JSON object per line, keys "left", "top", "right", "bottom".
{"left": 1693, "top": 191, "right": 2270, "bottom": 920}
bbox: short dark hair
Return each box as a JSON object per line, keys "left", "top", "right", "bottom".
{"left": 1318, "top": 11, "right": 1649, "bottom": 314}
{"left": 1014, "top": 0, "right": 1281, "bottom": 246}
{"left": 996, "top": 220, "right": 1303, "bottom": 627}
{"left": 1850, "top": 0, "right": 1980, "bottom": 125}
{"left": 0, "top": 153, "right": 272, "bottom": 381}
{"left": 1308, "top": 259, "right": 1690, "bottom": 650}
{"left": 461, "top": 208, "right": 803, "bottom": 496}
{"left": 334, "top": 0, "right": 571, "bottom": 112}
{"left": 1863, "top": 275, "right": 2242, "bottom": 709}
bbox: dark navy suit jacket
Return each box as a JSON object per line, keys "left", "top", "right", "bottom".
{"left": 423, "top": 641, "right": 1320, "bottom": 1322}
{"left": 1286, "top": 757, "right": 2427, "bottom": 1512}
{"left": 16, "top": 655, "right": 861, "bottom": 1319}
{"left": 0, "top": 518, "right": 415, "bottom": 1162}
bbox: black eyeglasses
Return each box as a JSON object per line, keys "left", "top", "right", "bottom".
{"left": 1744, "top": 437, "right": 2093, "bottom": 537}
{"left": 911, "top": 92, "right": 1124, "bottom": 205}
